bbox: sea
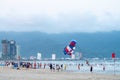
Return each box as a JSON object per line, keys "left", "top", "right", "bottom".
{"left": 0, "top": 58, "right": 120, "bottom": 75}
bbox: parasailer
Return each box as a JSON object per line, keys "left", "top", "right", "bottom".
{"left": 63, "top": 40, "right": 76, "bottom": 56}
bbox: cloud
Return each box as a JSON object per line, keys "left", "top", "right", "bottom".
{"left": 0, "top": 0, "right": 120, "bottom": 33}
{"left": 0, "top": 13, "right": 120, "bottom": 33}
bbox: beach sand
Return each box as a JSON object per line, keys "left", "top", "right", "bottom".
{"left": 0, "top": 66, "right": 120, "bottom": 80}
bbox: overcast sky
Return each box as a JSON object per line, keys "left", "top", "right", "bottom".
{"left": 0, "top": 0, "right": 120, "bottom": 33}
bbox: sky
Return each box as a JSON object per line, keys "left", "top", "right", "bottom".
{"left": 0, "top": 0, "right": 120, "bottom": 33}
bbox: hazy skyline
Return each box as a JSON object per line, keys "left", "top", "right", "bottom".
{"left": 0, "top": 0, "right": 120, "bottom": 33}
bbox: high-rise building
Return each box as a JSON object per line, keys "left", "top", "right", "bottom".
{"left": 1, "top": 40, "right": 17, "bottom": 60}
{"left": 9, "top": 40, "right": 17, "bottom": 59}
{"left": 1, "top": 40, "right": 9, "bottom": 59}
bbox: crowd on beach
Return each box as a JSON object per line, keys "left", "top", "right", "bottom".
{"left": 4, "top": 61, "right": 63, "bottom": 71}
{"left": 1, "top": 60, "right": 107, "bottom": 73}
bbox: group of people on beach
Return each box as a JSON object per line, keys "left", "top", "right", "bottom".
{"left": 49, "top": 63, "right": 63, "bottom": 72}
{"left": 77, "top": 60, "right": 106, "bottom": 73}
{"left": 4, "top": 60, "right": 106, "bottom": 73}
{"left": 5, "top": 61, "right": 64, "bottom": 71}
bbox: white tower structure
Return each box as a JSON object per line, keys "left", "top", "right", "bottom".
{"left": 52, "top": 54, "right": 56, "bottom": 60}
{"left": 16, "top": 45, "right": 20, "bottom": 60}
{"left": 71, "top": 54, "right": 75, "bottom": 59}
{"left": 37, "top": 52, "right": 42, "bottom": 60}
{"left": 16, "top": 45, "right": 20, "bottom": 68}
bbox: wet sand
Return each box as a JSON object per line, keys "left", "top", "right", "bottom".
{"left": 0, "top": 66, "right": 120, "bottom": 80}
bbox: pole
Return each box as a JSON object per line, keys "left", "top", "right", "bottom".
{"left": 17, "top": 45, "right": 20, "bottom": 69}
{"left": 112, "top": 53, "right": 115, "bottom": 75}
{"left": 114, "top": 59, "right": 115, "bottom": 75}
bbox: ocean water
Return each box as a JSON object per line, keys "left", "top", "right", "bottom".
{"left": 26, "top": 58, "right": 120, "bottom": 75}
{"left": 0, "top": 58, "right": 120, "bottom": 75}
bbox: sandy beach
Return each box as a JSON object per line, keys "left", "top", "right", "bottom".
{"left": 0, "top": 66, "right": 120, "bottom": 80}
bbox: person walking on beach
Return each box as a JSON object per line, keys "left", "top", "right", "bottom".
{"left": 103, "top": 65, "right": 105, "bottom": 71}
{"left": 78, "top": 64, "right": 80, "bottom": 70}
{"left": 90, "top": 65, "right": 93, "bottom": 73}
{"left": 34, "top": 62, "right": 36, "bottom": 69}
{"left": 60, "top": 64, "right": 63, "bottom": 71}
{"left": 39, "top": 63, "right": 42, "bottom": 68}
{"left": 44, "top": 63, "right": 46, "bottom": 69}
{"left": 56, "top": 64, "right": 60, "bottom": 72}
{"left": 37, "top": 63, "right": 39, "bottom": 68}
{"left": 52, "top": 64, "right": 55, "bottom": 72}
{"left": 50, "top": 63, "right": 52, "bottom": 71}
{"left": 86, "top": 60, "right": 90, "bottom": 66}
{"left": 64, "top": 64, "right": 67, "bottom": 70}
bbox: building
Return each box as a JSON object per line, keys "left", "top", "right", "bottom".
{"left": 71, "top": 54, "right": 75, "bottom": 59}
{"left": 9, "top": 40, "right": 17, "bottom": 58}
{"left": 37, "top": 52, "right": 42, "bottom": 60}
{"left": 1, "top": 40, "right": 17, "bottom": 60}
{"left": 1, "top": 40, "right": 9, "bottom": 59}
{"left": 52, "top": 54, "right": 56, "bottom": 60}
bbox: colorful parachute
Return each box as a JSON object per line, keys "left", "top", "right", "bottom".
{"left": 63, "top": 40, "right": 77, "bottom": 56}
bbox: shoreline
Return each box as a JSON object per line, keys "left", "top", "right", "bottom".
{"left": 1, "top": 60, "right": 120, "bottom": 75}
